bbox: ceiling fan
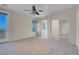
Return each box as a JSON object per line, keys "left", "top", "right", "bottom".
{"left": 24, "top": 5, "right": 44, "bottom": 15}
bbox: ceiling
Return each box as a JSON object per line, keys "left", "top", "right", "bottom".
{"left": 0, "top": 4, "right": 76, "bottom": 17}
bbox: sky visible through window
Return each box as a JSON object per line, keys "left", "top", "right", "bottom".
{"left": 43, "top": 22, "right": 48, "bottom": 30}
{"left": 0, "top": 14, "right": 6, "bottom": 31}
{"left": 32, "top": 20, "right": 48, "bottom": 32}
{"left": 32, "top": 20, "right": 37, "bottom": 32}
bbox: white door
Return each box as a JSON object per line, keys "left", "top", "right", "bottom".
{"left": 42, "top": 20, "right": 48, "bottom": 38}
{"left": 59, "top": 20, "right": 69, "bottom": 38}
{"left": 51, "top": 20, "right": 59, "bottom": 39}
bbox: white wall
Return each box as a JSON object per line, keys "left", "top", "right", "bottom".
{"left": 9, "top": 12, "right": 36, "bottom": 41}
{"left": 50, "top": 8, "right": 76, "bottom": 44}
{"left": 76, "top": 5, "right": 79, "bottom": 52}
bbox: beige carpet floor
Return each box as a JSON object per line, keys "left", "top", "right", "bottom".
{"left": 0, "top": 37, "right": 78, "bottom": 55}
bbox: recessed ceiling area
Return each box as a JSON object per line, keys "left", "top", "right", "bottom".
{"left": 0, "top": 4, "right": 76, "bottom": 17}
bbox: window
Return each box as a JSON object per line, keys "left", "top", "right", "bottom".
{"left": 0, "top": 12, "right": 7, "bottom": 32}
{"left": 43, "top": 22, "right": 48, "bottom": 30}
{"left": 32, "top": 20, "right": 37, "bottom": 32}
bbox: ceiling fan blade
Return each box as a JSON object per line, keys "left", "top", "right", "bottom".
{"left": 30, "top": 12, "right": 36, "bottom": 15}
{"left": 24, "top": 10, "right": 32, "bottom": 11}
{"left": 32, "top": 5, "right": 36, "bottom": 11}
{"left": 38, "top": 10, "right": 43, "bottom": 12}
{"left": 35, "top": 12, "right": 39, "bottom": 15}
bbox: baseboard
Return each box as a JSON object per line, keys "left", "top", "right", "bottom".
{"left": 0, "top": 34, "right": 36, "bottom": 44}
